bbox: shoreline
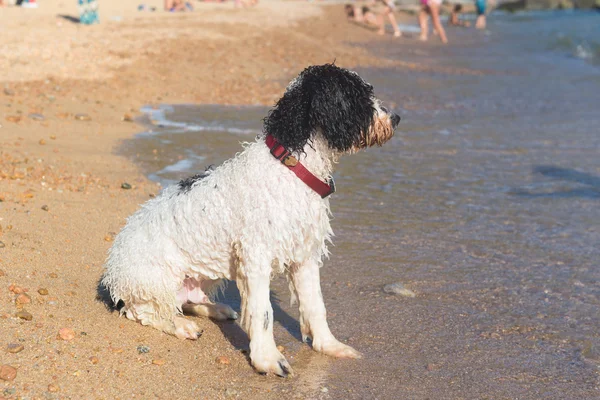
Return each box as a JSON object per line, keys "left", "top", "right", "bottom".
{"left": 0, "top": 3, "right": 424, "bottom": 398}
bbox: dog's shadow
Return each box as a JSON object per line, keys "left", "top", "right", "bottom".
{"left": 211, "top": 283, "right": 302, "bottom": 350}
{"left": 96, "top": 279, "right": 302, "bottom": 351}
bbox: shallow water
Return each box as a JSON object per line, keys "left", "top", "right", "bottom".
{"left": 120, "top": 10, "right": 600, "bottom": 399}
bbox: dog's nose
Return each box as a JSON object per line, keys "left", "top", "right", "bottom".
{"left": 391, "top": 113, "right": 401, "bottom": 128}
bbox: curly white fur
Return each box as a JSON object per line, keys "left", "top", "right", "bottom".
{"left": 102, "top": 65, "right": 399, "bottom": 376}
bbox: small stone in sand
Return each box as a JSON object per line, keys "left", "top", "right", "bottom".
{"left": 215, "top": 356, "right": 230, "bottom": 365}
{"left": 38, "top": 288, "right": 49, "bottom": 295}
{"left": 277, "top": 345, "right": 285, "bottom": 353}
{"left": 15, "top": 311, "right": 33, "bottom": 321}
{"left": 29, "top": 113, "right": 45, "bottom": 121}
{"left": 41, "top": 205, "right": 49, "bottom": 211}
{"left": 47, "top": 383, "right": 59, "bottom": 392}
{"left": 89, "top": 356, "right": 99, "bottom": 364}
{"left": 152, "top": 359, "right": 166, "bottom": 366}
{"left": 50, "top": 135, "right": 57, "bottom": 140}
{"left": 0, "top": 269, "right": 5, "bottom": 277}
{"left": 39, "top": 139, "right": 46, "bottom": 145}
{"left": 5, "top": 116, "right": 21, "bottom": 123}
{"left": 122, "top": 114, "right": 134, "bottom": 122}
{"left": 9, "top": 285, "right": 25, "bottom": 294}
{"left": 0, "top": 241, "right": 5, "bottom": 248}
{"left": 383, "top": 282, "right": 416, "bottom": 298}
{"left": 15, "top": 293, "right": 31, "bottom": 305}
{"left": 3, "top": 88, "right": 15, "bottom": 96}
{"left": 49, "top": 272, "right": 58, "bottom": 278}
{"left": 74, "top": 113, "right": 91, "bottom": 121}
{"left": 121, "top": 182, "right": 132, "bottom": 190}
{"left": 6, "top": 344, "right": 24, "bottom": 354}
{"left": 225, "top": 388, "right": 239, "bottom": 397}
{"left": 58, "top": 328, "right": 75, "bottom": 341}
{"left": 0, "top": 365, "right": 17, "bottom": 381}
{"left": 137, "top": 345, "right": 150, "bottom": 354}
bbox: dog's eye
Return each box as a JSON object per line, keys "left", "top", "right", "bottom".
{"left": 381, "top": 106, "right": 388, "bottom": 113}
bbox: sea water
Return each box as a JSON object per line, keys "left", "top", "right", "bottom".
{"left": 120, "top": 10, "right": 600, "bottom": 399}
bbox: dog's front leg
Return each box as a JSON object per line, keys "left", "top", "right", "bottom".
{"left": 237, "top": 268, "right": 292, "bottom": 377}
{"left": 290, "top": 259, "right": 362, "bottom": 359}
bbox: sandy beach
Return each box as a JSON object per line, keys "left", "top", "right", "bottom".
{"left": 3, "top": 1, "right": 600, "bottom": 399}
{"left": 0, "top": 1, "right": 420, "bottom": 398}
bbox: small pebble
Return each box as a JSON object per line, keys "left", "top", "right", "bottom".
{"left": 3, "top": 88, "right": 15, "bottom": 96}
{"left": 321, "top": 387, "right": 329, "bottom": 393}
{"left": 215, "top": 356, "right": 230, "bottom": 365}
{"left": 121, "top": 182, "right": 132, "bottom": 190}
{"left": 122, "top": 113, "right": 134, "bottom": 122}
{"left": 9, "top": 285, "right": 25, "bottom": 294}
{"left": 74, "top": 113, "right": 91, "bottom": 121}
{"left": 50, "top": 135, "right": 57, "bottom": 140}
{"left": 5, "top": 116, "right": 21, "bottom": 123}
{"left": 29, "top": 113, "right": 45, "bottom": 121}
{"left": 49, "top": 272, "right": 58, "bottom": 278}
{"left": 383, "top": 282, "right": 416, "bottom": 297}
{"left": 47, "top": 383, "right": 59, "bottom": 393}
{"left": 152, "top": 359, "right": 166, "bottom": 366}
{"left": 137, "top": 345, "right": 150, "bottom": 354}
{"left": 15, "top": 293, "right": 31, "bottom": 305}
{"left": 38, "top": 288, "right": 49, "bottom": 295}
{"left": 0, "top": 365, "right": 17, "bottom": 381}
{"left": 15, "top": 311, "right": 33, "bottom": 321}
{"left": 276, "top": 345, "right": 285, "bottom": 353}
{"left": 58, "top": 328, "right": 75, "bottom": 341}
{"left": 0, "top": 241, "right": 5, "bottom": 248}
{"left": 41, "top": 205, "right": 49, "bottom": 211}
{"left": 6, "top": 344, "right": 24, "bottom": 354}
{"left": 39, "top": 139, "right": 46, "bottom": 145}
{"left": 89, "top": 356, "right": 99, "bottom": 364}
{"left": 225, "top": 388, "right": 238, "bottom": 397}
{"left": 0, "top": 269, "right": 5, "bottom": 277}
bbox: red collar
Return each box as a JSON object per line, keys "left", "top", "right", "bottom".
{"left": 265, "top": 134, "right": 335, "bottom": 198}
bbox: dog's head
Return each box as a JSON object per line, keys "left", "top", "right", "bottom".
{"left": 263, "top": 64, "right": 400, "bottom": 154}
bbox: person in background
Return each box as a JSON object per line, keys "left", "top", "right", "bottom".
{"left": 419, "top": 0, "right": 448, "bottom": 43}
{"left": 345, "top": 3, "right": 379, "bottom": 27}
{"left": 78, "top": 0, "right": 99, "bottom": 24}
{"left": 450, "top": 4, "right": 471, "bottom": 27}
{"left": 475, "top": 0, "right": 487, "bottom": 29}
{"left": 353, "top": 0, "right": 401, "bottom": 37}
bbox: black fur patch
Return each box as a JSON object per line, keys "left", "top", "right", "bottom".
{"left": 177, "top": 165, "right": 214, "bottom": 194}
{"left": 263, "top": 63, "right": 375, "bottom": 153}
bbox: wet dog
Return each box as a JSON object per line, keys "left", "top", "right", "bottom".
{"left": 102, "top": 64, "right": 400, "bottom": 376}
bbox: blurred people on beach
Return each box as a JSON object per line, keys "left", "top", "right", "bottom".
{"left": 345, "top": 4, "right": 379, "bottom": 27}
{"left": 78, "top": 0, "right": 99, "bottom": 24}
{"left": 165, "top": 0, "right": 194, "bottom": 11}
{"left": 450, "top": 4, "right": 471, "bottom": 27}
{"left": 235, "top": 0, "right": 258, "bottom": 7}
{"left": 418, "top": 0, "right": 448, "bottom": 43}
{"left": 475, "top": 0, "right": 487, "bottom": 29}
{"left": 351, "top": 0, "right": 401, "bottom": 37}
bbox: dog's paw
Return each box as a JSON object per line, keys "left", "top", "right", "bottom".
{"left": 212, "top": 303, "right": 239, "bottom": 321}
{"left": 312, "top": 338, "right": 362, "bottom": 359}
{"left": 173, "top": 316, "right": 203, "bottom": 340}
{"left": 251, "top": 349, "right": 293, "bottom": 377}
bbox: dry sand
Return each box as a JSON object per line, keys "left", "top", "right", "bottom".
{"left": 0, "top": 1, "right": 433, "bottom": 399}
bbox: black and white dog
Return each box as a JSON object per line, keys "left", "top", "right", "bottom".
{"left": 102, "top": 64, "right": 400, "bottom": 376}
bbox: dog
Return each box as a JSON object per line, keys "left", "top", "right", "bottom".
{"left": 102, "top": 64, "right": 400, "bottom": 377}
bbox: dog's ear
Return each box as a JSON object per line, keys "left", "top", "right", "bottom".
{"left": 264, "top": 64, "right": 376, "bottom": 153}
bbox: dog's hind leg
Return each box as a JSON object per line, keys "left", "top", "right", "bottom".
{"left": 236, "top": 265, "right": 292, "bottom": 377}
{"left": 179, "top": 278, "right": 238, "bottom": 320}
{"left": 123, "top": 302, "right": 203, "bottom": 340}
{"left": 289, "top": 259, "right": 362, "bottom": 359}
